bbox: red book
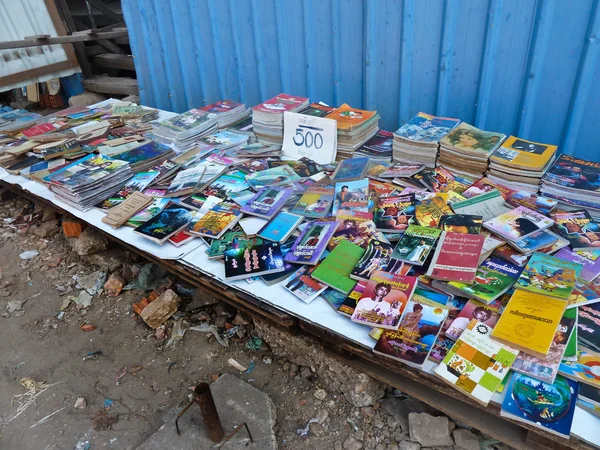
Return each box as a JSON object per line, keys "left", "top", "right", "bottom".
{"left": 426, "top": 231, "right": 486, "bottom": 283}
{"left": 252, "top": 93, "right": 309, "bottom": 113}
{"left": 22, "top": 122, "right": 60, "bottom": 137}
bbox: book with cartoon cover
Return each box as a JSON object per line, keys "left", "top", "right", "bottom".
{"left": 414, "top": 196, "right": 453, "bottom": 227}
{"left": 440, "top": 122, "right": 506, "bottom": 156}
{"left": 187, "top": 202, "right": 242, "bottom": 239}
{"left": 515, "top": 252, "right": 582, "bottom": 300}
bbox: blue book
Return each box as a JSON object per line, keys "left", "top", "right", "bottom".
{"left": 240, "top": 186, "right": 293, "bottom": 219}
{"left": 501, "top": 373, "right": 578, "bottom": 438}
{"left": 258, "top": 211, "right": 303, "bottom": 242}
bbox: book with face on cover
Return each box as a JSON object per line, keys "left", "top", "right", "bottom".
{"left": 483, "top": 206, "right": 554, "bottom": 242}
{"left": 491, "top": 135, "right": 558, "bottom": 171}
{"left": 438, "top": 214, "right": 483, "bottom": 235}
{"left": 550, "top": 210, "right": 600, "bottom": 252}
{"left": 445, "top": 296, "right": 506, "bottom": 340}
{"left": 311, "top": 240, "right": 365, "bottom": 294}
{"left": 282, "top": 264, "right": 328, "bottom": 303}
{"left": 350, "top": 240, "right": 400, "bottom": 281}
{"left": 245, "top": 165, "right": 301, "bottom": 190}
{"left": 506, "top": 190, "right": 557, "bottom": 215}
{"left": 419, "top": 167, "right": 472, "bottom": 194}
{"left": 435, "top": 320, "right": 519, "bottom": 406}
{"left": 350, "top": 270, "right": 418, "bottom": 329}
{"left": 462, "top": 177, "right": 514, "bottom": 200}
{"left": 240, "top": 186, "right": 292, "bottom": 219}
{"left": 291, "top": 184, "right": 334, "bottom": 218}
{"left": 448, "top": 257, "right": 522, "bottom": 304}
{"left": 223, "top": 241, "right": 285, "bottom": 281}
{"left": 393, "top": 112, "right": 460, "bottom": 143}
{"left": 374, "top": 194, "right": 416, "bottom": 233}
{"left": 426, "top": 231, "right": 486, "bottom": 283}
{"left": 491, "top": 290, "right": 567, "bottom": 358}
{"left": 133, "top": 204, "right": 194, "bottom": 245}
{"left": 284, "top": 219, "right": 338, "bottom": 265}
{"left": 511, "top": 309, "right": 577, "bottom": 384}
{"left": 328, "top": 211, "right": 378, "bottom": 250}
{"left": 428, "top": 297, "right": 468, "bottom": 363}
{"left": 390, "top": 225, "right": 441, "bottom": 266}
{"left": 332, "top": 179, "right": 370, "bottom": 216}
{"left": 373, "top": 296, "right": 449, "bottom": 368}
{"left": 515, "top": 252, "right": 582, "bottom": 300}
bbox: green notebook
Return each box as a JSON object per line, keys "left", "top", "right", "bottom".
{"left": 311, "top": 240, "right": 364, "bottom": 294}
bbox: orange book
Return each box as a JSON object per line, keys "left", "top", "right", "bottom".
{"left": 326, "top": 104, "right": 377, "bottom": 131}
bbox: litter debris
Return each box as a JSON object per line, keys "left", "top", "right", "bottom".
{"left": 227, "top": 358, "right": 247, "bottom": 372}
{"left": 104, "top": 272, "right": 126, "bottom": 297}
{"left": 124, "top": 263, "right": 168, "bottom": 291}
{"left": 6, "top": 378, "right": 61, "bottom": 426}
{"left": 74, "top": 439, "right": 91, "bottom": 450}
{"left": 7, "top": 299, "right": 26, "bottom": 315}
{"left": 165, "top": 318, "right": 189, "bottom": 348}
{"left": 46, "top": 256, "right": 62, "bottom": 268}
{"left": 76, "top": 270, "right": 107, "bottom": 296}
{"left": 92, "top": 410, "right": 118, "bottom": 431}
{"left": 11, "top": 361, "right": 25, "bottom": 371}
{"left": 73, "top": 291, "right": 93, "bottom": 309}
{"left": 296, "top": 418, "right": 319, "bottom": 437}
{"left": 314, "top": 388, "right": 327, "bottom": 401}
{"left": 29, "top": 406, "right": 67, "bottom": 428}
{"left": 83, "top": 351, "right": 102, "bottom": 361}
{"left": 244, "top": 360, "right": 255, "bottom": 374}
{"left": 104, "top": 399, "right": 113, "bottom": 410}
{"left": 188, "top": 323, "right": 229, "bottom": 348}
{"left": 347, "top": 417, "right": 359, "bottom": 432}
{"left": 299, "top": 399, "right": 308, "bottom": 406}
{"left": 262, "top": 356, "right": 272, "bottom": 365}
{"left": 245, "top": 336, "right": 263, "bottom": 351}
{"left": 74, "top": 397, "right": 87, "bottom": 409}
{"left": 80, "top": 322, "right": 96, "bottom": 332}
{"left": 19, "top": 250, "right": 39, "bottom": 260}
{"left": 56, "top": 311, "right": 65, "bottom": 320}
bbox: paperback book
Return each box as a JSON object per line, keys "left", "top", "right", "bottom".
{"left": 320, "top": 288, "right": 347, "bottom": 311}
{"left": 559, "top": 351, "right": 600, "bottom": 389}
{"left": 332, "top": 179, "right": 369, "bottom": 216}
{"left": 438, "top": 214, "right": 483, "bottom": 235}
{"left": 187, "top": 202, "right": 242, "bottom": 239}
{"left": 506, "top": 190, "right": 557, "bottom": 215}
{"left": 284, "top": 219, "right": 338, "bottom": 265}
{"left": 350, "top": 240, "right": 397, "bottom": 281}
{"left": 311, "top": 240, "right": 365, "bottom": 294}
{"left": 515, "top": 252, "right": 582, "bottom": 300}
{"left": 550, "top": 210, "right": 600, "bottom": 252}
{"left": 328, "top": 211, "right": 378, "bottom": 250}
{"left": 555, "top": 248, "right": 600, "bottom": 283}
{"left": 350, "top": 271, "right": 418, "bottom": 329}
{"left": 240, "top": 186, "right": 292, "bottom": 219}
{"left": 435, "top": 320, "right": 519, "bottom": 406}
{"left": 245, "top": 165, "right": 300, "bottom": 190}
{"left": 291, "top": 184, "right": 334, "bottom": 218}
{"left": 223, "top": 241, "right": 285, "bottom": 280}
{"left": 391, "top": 225, "right": 441, "bottom": 266}
{"left": 414, "top": 196, "right": 453, "bottom": 227}
{"left": 257, "top": 211, "right": 303, "bottom": 243}
{"left": 509, "top": 229, "right": 560, "bottom": 255}
{"left": 445, "top": 297, "right": 505, "bottom": 340}
{"left": 483, "top": 205, "right": 554, "bottom": 242}
{"left": 450, "top": 189, "right": 510, "bottom": 222}
{"left": 206, "top": 231, "right": 247, "bottom": 259}
{"left": 448, "top": 258, "right": 522, "bottom": 304}
{"left": 426, "top": 232, "right": 486, "bottom": 283}
{"left": 282, "top": 265, "right": 328, "bottom": 303}
{"left": 429, "top": 297, "right": 468, "bottom": 363}
{"left": 331, "top": 157, "right": 370, "bottom": 181}
{"left": 133, "top": 204, "right": 194, "bottom": 245}
{"left": 578, "top": 302, "right": 600, "bottom": 353}
{"left": 374, "top": 194, "right": 416, "bottom": 233}
{"left": 373, "top": 297, "right": 449, "bottom": 368}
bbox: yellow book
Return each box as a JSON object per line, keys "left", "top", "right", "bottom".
{"left": 490, "top": 135, "right": 557, "bottom": 171}
{"left": 491, "top": 290, "right": 566, "bottom": 358}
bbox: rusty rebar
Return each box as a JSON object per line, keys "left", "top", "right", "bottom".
{"left": 175, "top": 383, "right": 225, "bottom": 443}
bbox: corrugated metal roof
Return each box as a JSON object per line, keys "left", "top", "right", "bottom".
{"left": 122, "top": 0, "right": 600, "bottom": 161}
{"left": 0, "top": 0, "right": 79, "bottom": 92}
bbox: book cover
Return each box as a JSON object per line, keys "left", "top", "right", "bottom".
{"left": 512, "top": 309, "right": 577, "bottom": 384}
{"left": 491, "top": 136, "right": 558, "bottom": 170}
{"left": 440, "top": 122, "right": 506, "bottom": 155}
{"left": 331, "top": 157, "right": 370, "bottom": 181}
{"left": 391, "top": 225, "right": 441, "bottom": 266}
{"left": 126, "top": 195, "right": 169, "bottom": 227}
{"left": 427, "top": 232, "right": 486, "bottom": 283}
{"left": 351, "top": 271, "right": 417, "bottom": 329}
{"left": 133, "top": 204, "right": 193, "bottom": 244}
{"left": 321, "top": 288, "right": 347, "bottom": 311}
{"left": 203, "top": 169, "right": 250, "bottom": 199}
{"left": 491, "top": 290, "right": 567, "bottom": 358}
{"left": 448, "top": 258, "right": 522, "bottom": 304}
{"left": 164, "top": 166, "right": 206, "bottom": 197}
{"left": 510, "top": 229, "right": 559, "bottom": 254}
{"left": 501, "top": 373, "right": 578, "bottom": 438}
{"left": 311, "top": 240, "right": 365, "bottom": 294}
{"left": 493, "top": 244, "right": 529, "bottom": 267}
{"left": 282, "top": 265, "right": 327, "bottom": 303}
{"left": 328, "top": 211, "right": 378, "bottom": 250}
{"left": 462, "top": 177, "right": 514, "bottom": 199}
{"left": 515, "top": 252, "right": 582, "bottom": 300}
{"left": 332, "top": 179, "right": 370, "bottom": 216}
{"left": 578, "top": 302, "right": 600, "bottom": 353}
{"left": 268, "top": 157, "right": 322, "bottom": 178}
{"left": 483, "top": 206, "right": 554, "bottom": 242}
{"left": 359, "top": 130, "right": 394, "bottom": 156}
{"left": 223, "top": 241, "right": 285, "bottom": 280}
{"left": 240, "top": 186, "right": 292, "bottom": 219}
{"left": 506, "top": 190, "right": 557, "bottom": 215}
{"left": 414, "top": 196, "right": 453, "bottom": 227}
{"left": 368, "top": 179, "right": 399, "bottom": 208}
{"left": 551, "top": 210, "right": 600, "bottom": 251}
{"left": 378, "top": 163, "right": 424, "bottom": 179}
{"left": 555, "top": 248, "right": 600, "bottom": 283}
{"left": 43, "top": 154, "right": 129, "bottom": 187}
{"left": 300, "top": 102, "right": 336, "bottom": 117}
{"left": 260, "top": 237, "right": 301, "bottom": 286}
{"left": 373, "top": 297, "right": 449, "bottom": 367}
{"left": 438, "top": 214, "right": 483, "bottom": 235}
{"left": 374, "top": 194, "right": 416, "bottom": 233}
{"left": 393, "top": 112, "right": 459, "bottom": 143}
{"left": 419, "top": 167, "right": 471, "bottom": 194}
{"left": 284, "top": 219, "right": 338, "bottom": 265}
{"left": 206, "top": 231, "right": 247, "bottom": 259}
{"left": 445, "top": 297, "right": 506, "bottom": 340}
{"left": 187, "top": 202, "right": 242, "bottom": 238}
{"left": 291, "top": 185, "right": 334, "bottom": 218}
{"left": 429, "top": 297, "right": 468, "bottom": 363}
{"left": 257, "top": 211, "right": 303, "bottom": 243}
{"left": 559, "top": 351, "right": 600, "bottom": 389}
{"left": 252, "top": 93, "right": 309, "bottom": 113}
{"left": 245, "top": 165, "right": 301, "bottom": 190}
{"left": 350, "top": 240, "right": 397, "bottom": 281}
{"left": 543, "top": 154, "right": 600, "bottom": 192}
{"left": 451, "top": 189, "right": 509, "bottom": 222}
{"left": 325, "top": 104, "right": 377, "bottom": 131}
{"left": 435, "top": 320, "right": 519, "bottom": 406}
{"left": 568, "top": 279, "right": 600, "bottom": 308}
{"left": 337, "top": 279, "right": 366, "bottom": 317}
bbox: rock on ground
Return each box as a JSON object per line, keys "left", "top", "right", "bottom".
{"left": 254, "top": 320, "right": 385, "bottom": 407}
{"left": 69, "top": 227, "right": 108, "bottom": 256}
{"left": 453, "top": 429, "right": 480, "bottom": 450}
{"left": 135, "top": 373, "right": 277, "bottom": 450}
{"left": 381, "top": 396, "right": 438, "bottom": 434}
{"left": 399, "top": 442, "right": 421, "bottom": 450}
{"left": 139, "top": 289, "right": 180, "bottom": 329}
{"left": 82, "top": 249, "right": 127, "bottom": 271}
{"left": 408, "top": 413, "right": 454, "bottom": 447}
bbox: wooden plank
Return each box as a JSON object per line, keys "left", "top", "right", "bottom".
{"left": 0, "top": 30, "right": 128, "bottom": 50}
{"left": 95, "top": 39, "right": 125, "bottom": 55}
{"left": 85, "top": 0, "right": 124, "bottom": 22}
{"left": 113, "top": 36, "right": 130, "bottom": 46}
{"left": 82, "top": 76, "right": 138, "bottom": 95}
{"left": 84, "top": 45, "right": 105, "bottom": 57}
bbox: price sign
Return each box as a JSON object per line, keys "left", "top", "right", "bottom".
{"left": 281, "top": 112, "right": 337, "bottom": 164}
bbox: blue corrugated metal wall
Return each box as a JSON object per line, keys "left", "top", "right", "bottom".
{"left": 122, "top": 0, "right": 600, "bottom": 160}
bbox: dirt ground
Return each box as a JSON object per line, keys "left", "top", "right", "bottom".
{"left": 0, "top": 197, "right": 365, "bottom": 450}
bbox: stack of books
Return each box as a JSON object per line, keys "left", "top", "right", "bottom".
{"left": 354, "top": 130, "right": 393, "bottom": 162}
{"left": 487, "top": 135, "right": 557, "bottom": 192}
{"left": 43, "top": 154, "right": 133, "bottom": 210}
{"left": 393, "top": 112, "right": 460, "bottom": 168}
{"left": 153, "top": 109, "right": 218, "bottom": 152}
{"left": 252, "top": 94, "right": 309, "bottom": 145}
{"left": 540, "top": 154, "right": 600, "bottom": 218}
{"left": 326, "top": 104, "right": 379, "bottom": 160}
{"left": 112, "top": 141, "right": 176, "bottom": 173}
{"left": 200, "top": 100, "right": 251, "bottom": 129}
{"left": 438, "top": 123, "right": 506, "bottom": 179}
{"left": 299, "top": 102, "right": 336, "bottom": 117}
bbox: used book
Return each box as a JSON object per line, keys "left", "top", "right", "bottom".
{"left": 483, "top": 205, "right": 554, "bottom": 242}
{"left": 391, "top": 225, "right": 441, "bottom": 266}
{"left": 578, "top": 302, "right": 600, "bottom": 353}
{"left": 332, "top": 179, "right": 369, "bottom": 216}
{"left": 291, "top": 184, "right": 334, "bottom": 218}
{"left": 350, "top": 240, "right": 399, "bottom": 281}
{"left": 133, "top": 204, "right": 194, "bottom": 245}
{"left": 550, "top": 210, "right": 600, "bottom": 251}
{"left": 414, "top": 196, "right": 453, "bottom": 227}
{"left": 515, "top": 252, "right": 582, "bottom": 300}
{"left": 491, "top": 290, "right": 567, "bottom": 358}
{"left": 187, "top": 202, "right": 242, "bottom": 239}
{"left": 284, "top": 219, "right": 338, "bottom": 265}
{"left": 223, "top": 241, "right": 285, "bottom": 280}
{"left": 282, "top": 265, "right": 328, "bottom": 303}
{"left": 350, "top": 270, "right": 418, "bottom": 329}
{"left": 435, "top": 320, "right": 519, "bottom": 406}
{"left": 450, "top": 189, "right": 510, "bottom": 222}
{"left": 426, "top": 232, "right": 486, "bottom": 283}
{"left": 311, "top": 240, "right": 365, "bottom": 294}
{"left": 374, "top": 194, "right": 416, "bottom": 233}
{"left": 257, "top": 211, "right": 303, "bottom": 243}
{"left": 240, "top": 186, "right": 292, "bottom": 219}
{"left": 445, "top": 296, "right": 505, "bottom": 340}
{"left": 559, "top": 350, "right": 600, "bottom": 389}
{"left": 331, "top": 157, "right": 370, "bottom": 181}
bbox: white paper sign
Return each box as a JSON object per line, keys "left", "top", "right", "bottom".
{"left": 281, "top": 112, "right": 337, "bottom": 164}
